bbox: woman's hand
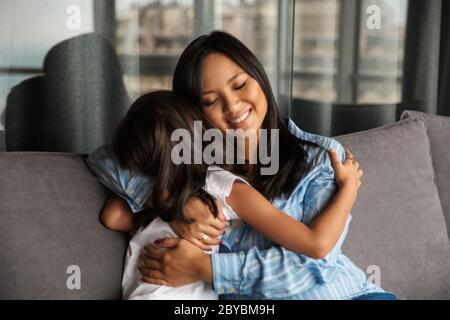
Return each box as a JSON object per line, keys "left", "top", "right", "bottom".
{"left": 139, "top": 238, "right": 213, "bottom": 287}
{"left": 328, "top": 148, "right": 364, "bottom": 191}
{"left": 169, "top": 197, "right": 227, "bottom": 251}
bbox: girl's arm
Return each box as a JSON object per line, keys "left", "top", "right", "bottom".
{"left": 100, "top": 195, "right": 141, "bottom": 232}
{"left": 227, "top": 148, "right": 361, "bottom": 259}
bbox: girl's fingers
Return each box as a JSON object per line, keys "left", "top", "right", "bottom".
{"left": 345, "top": 148, "right": 354, "bottom": 159}
{"left": 199, "top": 226, "right": 223, "bottom": 240}
{"left": 208, "top": 218, "right": 227, "bottom": 232}
{"left": 200, "top": 219, "right": 225, "bottom": 238}
{"left": 201, "top": 236, "right": 222, "bottom": 246}
{"left": 188, "top": 237, "right": 212, "bottom": 251}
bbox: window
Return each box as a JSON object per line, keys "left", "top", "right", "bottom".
{"left": 292, "top": 0, "right": 408, "bottom": 104}
{"left": 115, "top": 0, "right": 285, "bottom": 105}
{"left": 0, "top": 0, "right": 94, "bottom": 131}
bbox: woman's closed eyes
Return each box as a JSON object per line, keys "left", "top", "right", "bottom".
{"left": 234, "top": 80, "right": 247, "bottom": 91}
{"left": 202, "top": 80, "right": 248, "bottom": 107}
{"left": 203, "top": 99, "right": 217, "bottom": 107}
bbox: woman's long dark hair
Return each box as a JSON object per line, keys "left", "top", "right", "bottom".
{"left": 112, "top": 90, "right": 218, "bottom": 225}
{"left": 173, "top": 31, "right": 315, "bottom": 201}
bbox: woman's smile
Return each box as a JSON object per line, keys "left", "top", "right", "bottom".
{"left": 226, "top": 108, "right": 252, "bottom": 129}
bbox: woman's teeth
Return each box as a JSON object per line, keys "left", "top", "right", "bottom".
{"left": 229, "top": 110, "right": 250, "bottom": 125}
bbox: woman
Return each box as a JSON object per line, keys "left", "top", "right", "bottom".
{"left": 87, "top": 31, "right": 397, "bottom": 300}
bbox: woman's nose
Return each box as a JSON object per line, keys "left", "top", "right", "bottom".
{"left": 223, "top": 94, "right": 241, "bottom": 113}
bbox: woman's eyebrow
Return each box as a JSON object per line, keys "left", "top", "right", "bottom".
{"left": 202, "top": 71, "right": 246, "bottom": 95}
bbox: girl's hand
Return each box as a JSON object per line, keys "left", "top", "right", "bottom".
{"left": 169, "top": 197, "right": 227, "bottom": 251}
{"left": 328, "top": 148, "right": 364, "bottom": 191}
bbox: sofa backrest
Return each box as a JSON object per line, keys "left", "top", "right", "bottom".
{"left": 0, "top": 152, "right": 128, "bottom": 299}
{"left": 401, "top": 110, "right": 450, "bottom": 239}
{"left": 335, "top": 117, "right": 450, "bottom": 299}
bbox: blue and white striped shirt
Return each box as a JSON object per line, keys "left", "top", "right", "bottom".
{"left": 86, "top": 119, "right": 386, "bottom": 300}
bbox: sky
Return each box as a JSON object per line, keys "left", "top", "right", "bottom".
{"left": 0, "top": 0, "right": 94, "bottom": 67}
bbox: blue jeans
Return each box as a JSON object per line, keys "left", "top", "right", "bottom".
{"left": 352, "top": 292, "right": 398, "bottom": 300}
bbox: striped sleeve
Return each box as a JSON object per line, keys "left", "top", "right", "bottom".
{"left": 86, "top": 145, "right": 154, "bottom": 213}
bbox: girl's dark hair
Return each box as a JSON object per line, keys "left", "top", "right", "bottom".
{"left": 173, "top": 31, "right": 315, "bottom": 201}
{"left": 112, "top": 90, "right": 218, "bottom": 225}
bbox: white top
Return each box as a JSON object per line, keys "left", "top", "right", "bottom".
{"left": 121, "top": 166, "right": 248, "bottom": 300}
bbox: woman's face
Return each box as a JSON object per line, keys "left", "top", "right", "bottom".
{"left": 200, "top": 52, "right": 268, "bottom": 134}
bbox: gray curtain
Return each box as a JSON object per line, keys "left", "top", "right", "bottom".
{"left": 400, "top": 0, "right": 450, "bottom": 118}
{"left": 438, "top": 0, "right": 450, "bottom": 116}
{"left": 0, "top": 130, "right": 4, "bottom": 151}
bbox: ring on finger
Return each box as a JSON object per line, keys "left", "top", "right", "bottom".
{"left": 202, "top": 233, "right": 209, "bottom": 241}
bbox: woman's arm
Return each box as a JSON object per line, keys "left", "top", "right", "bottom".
{"left": 227, "top": 148, "right": 360, "bottom": 259}
{"left": 86, "top": 145, "right": 153, "bottom": 213}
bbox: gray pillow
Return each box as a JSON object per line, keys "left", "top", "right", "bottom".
{"left": 401, "top": 110, "right": 450, "bottom": 239}
{"left": 335, "top": 118, "right": 450, "bottom": 299}
{"left": 0, "top": 152, "right": 128, "bottom": 299}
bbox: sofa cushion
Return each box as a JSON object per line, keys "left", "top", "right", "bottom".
{"left": 0, "top": 152, "right": 128, "bottom": 299}
{"left": 401, "top": 110, "right": 450, "bottom": 239}
{"left": 335, "top": 118, "right": 450, "bottom": 299}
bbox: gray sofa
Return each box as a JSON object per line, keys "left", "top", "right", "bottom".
{"left": 0, "top": 110, "right": 449, "bottom": 299}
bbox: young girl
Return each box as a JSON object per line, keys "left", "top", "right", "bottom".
{"left": 101, "top": 90, "right": 362, "bottom": 300}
